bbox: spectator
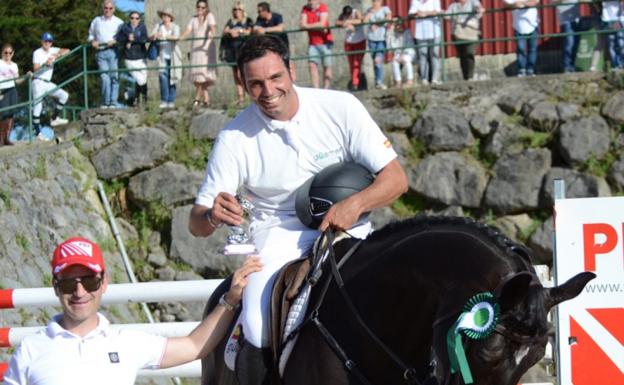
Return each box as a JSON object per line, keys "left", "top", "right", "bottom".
{"left": 253, "top": 2, "right": 289, "bottom": 51}
{"left": 222, "top": 1, "right": 253, "bottom": 105}
{"left": 300, "top": 0, "right": 334, "bottom": 89}
{"left": 336, "top": 5, "right": 367, "bottom": 91}
{"left": 151, "top": 7, "right": 182, "bottom": 109}
{"left": 116, "top": 11, "right": 148, "bottom": 106}
{"left": 88, "top": 0, "right": 124, "bottom": 108}
{"left": 591, "top": 0, "right": 623, "bottom": 70}
{"left": 364, "top": 0, "right": 392, "bottom": 89}
{"left": 3, "top": 237, "right": 262, "bottom": 385}
{"left": 504, "top": 0, "right": 540, "bottom": 77}
{"left": 387, "top": 20, "right": 416, "bottom": 87}
{"left": 32, "top": 32, "right": 69, "bottom": 141}
{"left": 180, "top": 0, "right": 218, "bottom": 108}
{"left": 552, "top": 0, "right": 579, "bottom": 73}
{"left": 445, "top": 0, "right": 484, "bottom": 80}
{"left": 0, "top": 43, "right": 29, "bottom": 146}
{"left": 409, "top": 0, "right": 443, "bottom": 84}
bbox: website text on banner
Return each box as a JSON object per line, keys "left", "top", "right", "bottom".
{"left": 554, "top": 196, "right": 624, "bottom": 385}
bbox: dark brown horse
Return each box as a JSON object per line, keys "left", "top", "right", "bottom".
{"left": 201, "top": 216, "right": 595, "bottom": 385}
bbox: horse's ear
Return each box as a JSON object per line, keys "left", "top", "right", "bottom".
{"left": 545, "top": 272, "right": 596, "bottom": 310}
{"left": 496, "top": 273, "right": 533, "bottom": 311}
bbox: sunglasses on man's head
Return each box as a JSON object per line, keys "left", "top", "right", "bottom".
{"left": 54, "top": 275, "right": 103, "bottom": 294}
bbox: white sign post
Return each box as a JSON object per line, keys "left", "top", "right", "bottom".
{"left": 554, "top": 188, "right": 624, "bottom": 385}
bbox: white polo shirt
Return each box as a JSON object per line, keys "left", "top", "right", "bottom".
{"left": 88, "top": 15, "right": 124, "bottom": 45}
{"left": 32, "top": 47, "right": 60, "bottom": 82}
{"left": 196, "top": 86, "right": 397, "bottom": 256}
{"left": 4, "top": 313, "right": 167, "bottom": 385}
{"left": 409, "top": 0, "right": 442, "bottom": 40}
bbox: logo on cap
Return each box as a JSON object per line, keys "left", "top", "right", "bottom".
{"left": 51, "top": 237, "right": 105, "bottom": 276}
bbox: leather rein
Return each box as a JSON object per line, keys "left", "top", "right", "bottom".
{"left": 287, "top": 230, "right": 425, "bottom": 385}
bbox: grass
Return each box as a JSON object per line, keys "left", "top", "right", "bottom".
{"left": 391, "top": 192, "right": 427, "bottom": 218}
{"left": 582, "top": 152, "right": 617, "bottom": 177}
{"left": 33, "top": 155, "right": 48, "bottom": 179}
{"left": 16, "top": 234, "right": 29, "bottom": 251}
{"left": 0, "top": 189, "right": 11, "bottom": 210}
{"left": 168, "top": 130, "right": 213, "bottom": 171}
{"left": 519, "top": 131, "right": 553, "bottom": 148}
{"left": 406, "top": 139, "right": 427, "bottom": 162}
{"left": 130, "top": 200, "right": 172, "bottom": 251}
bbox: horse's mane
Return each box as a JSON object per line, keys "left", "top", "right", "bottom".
{"left": 367, "top": 215, "right": 534, "bottom": 266}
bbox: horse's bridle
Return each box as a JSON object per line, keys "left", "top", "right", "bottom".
{"left": 288, "top": 230, "right": 427, "bottom": 385}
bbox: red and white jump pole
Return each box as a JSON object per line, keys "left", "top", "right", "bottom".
{"left": 0, "top": 279, "right": 223, "bottom": 309}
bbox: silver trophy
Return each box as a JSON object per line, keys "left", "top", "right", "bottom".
{"left": 223, "top": 193, "right": 257, "bottom": 255}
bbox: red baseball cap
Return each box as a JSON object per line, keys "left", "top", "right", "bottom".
{"left": 51, "top": 237, "right": 106, "bottom": 276}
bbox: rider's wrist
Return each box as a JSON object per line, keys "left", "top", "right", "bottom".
{"left": 219, "top": 292, "right": 240, "bottom": 312}
{"left": 205, "top": 208, "right": 223, "bottom": 228}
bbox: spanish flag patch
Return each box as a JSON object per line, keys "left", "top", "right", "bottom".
{"left": 383, "top": 139, "right": 392, "bottom": 148}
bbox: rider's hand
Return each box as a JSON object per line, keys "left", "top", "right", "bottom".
{"left": 318, "top": 195, "right": 363, "bottom": 232}
{"left": 225, "top": 256, "right": 263, "bottom": 305}
{"left": 211, "top": 192, "right": 244, "bottom": 227}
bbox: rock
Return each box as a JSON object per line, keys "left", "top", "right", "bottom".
{"left": 410, "top": 106, "right": 475, "bottom": 151}
{"left": 469, "top": 114, "right": 492, "bottom": 137}
{"left": 175, "top": 270, "right": 204, "bottom": 281}
{"left": 408, "top": 152, "right": 488, "bottom": 208}
{"left": 127, "top": 162, "right": 204, "bottom": 206}
{"left": 386, "top": 131, "right": 413, "bottom": 165}
{"left": 541, "top": 167, "right": 612, "bottom": 207}
{"left": 78, "top": 109, "right": 143, "bottom": 153}
{"left": 528, "top": 218, "right": 554, "bottom": 264}
{"left": 370, "top": 207, "right": 398, "bottom": 230}
{"left": 608, "top": 157, "right": 624, "bottom": 190}
{"left": 427, "top": 205, "right": 465, "bottom": 217}
{"left": 602, "top": 91, "right": 624, "bottom": 125}
{"left": 115, "top": 217, "right": 139, "bottom": 244}
{"left": 556, "top": 103, "right": 581, "bottom": 123}
{"left": 190, "top": 111, "right": 231, "bottom": 140}
{"left": 497, "top": 85, "right": 546, "bottom": 115}
{"left": 526, "top": 101, "right": 560, "bottom": 132}
{"left": 484, "top": 148, "right": 552, "bottom": 213}
{"left": 169, "top": 205, "right": 246, "bottom": 274}
{"left": 147, "top": 247, "right": 168, "bottom": 267}
{"left": 155, "top": 266, "right": 176, "bottom": 281}
{"left": 483, "top": 124, "right": 535, "bottom": 158}
{"left": 492, "top": 214, "right": 533, "bottom": 242}
{"left": 374, "top": 107, "right": 413, "bottom": 130}
{"left": 557, "top": 116, "right": 610, "bottom": 167}
{"left": 91, "top": 127, "right": 172, "bottom": 180}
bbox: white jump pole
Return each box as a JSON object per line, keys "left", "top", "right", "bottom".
{"left": 0, "top": 279, "right": 223, "bottom": 309}
{"left": 0, "top": 322, "right": 200, "bottom": 348}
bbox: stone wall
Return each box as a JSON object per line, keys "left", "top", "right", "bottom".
{"left": 1, "top": 71, "right": 624, "bottom": 383}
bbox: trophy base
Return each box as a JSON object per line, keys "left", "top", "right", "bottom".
{"left": 224, "top": 244, "right": 257, "bottom": 255}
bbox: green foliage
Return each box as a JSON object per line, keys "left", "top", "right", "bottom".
{"left": 103, "top": 178, "right": 128, "bottom": 198}
{"left": 519, "top": 131, "right": 553, "bottom": 148}
{"left": 42, "top": 274, "right": 52, "bottom": 287}
{"left": 131, "top": 201, "right": 172, "bottom": 250}
{"left": 169, "top": 130, "right": 214, "bottom": 171}
{"left": 504, "top": 112, "right": 524, "bottom": 126}
{"left": 406, "top": 138, "right": 427, "bottom": 162}
{"left": 96, "top": 236, "right": 117, "bottom": 253}
{"left": 16, "top": 234, "right": 29, "bottom": 251}
{"left": 33, "top": 155, "right": 48, "bottom": 179}
{"left": 391, "top": 192, "right": 427, "bottom": 218}
{"left": 0, "top": 189, "right": 11, "bottom": 210}
{"left": 582, "top": 152, "right": 617, "bottom": 177}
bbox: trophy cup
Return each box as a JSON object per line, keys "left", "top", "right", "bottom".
{"left": 223, "top": 193, "right": 257, "bottom": 255}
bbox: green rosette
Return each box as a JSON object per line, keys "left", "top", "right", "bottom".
{"left": 446, "top": 292, "right": 500, "bottom": 384}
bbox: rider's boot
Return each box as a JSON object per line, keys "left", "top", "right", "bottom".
{"left": 235, "top": 341, "right": 272, "bottom": 385}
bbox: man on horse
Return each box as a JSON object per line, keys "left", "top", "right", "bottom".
{"left": 189, "top": 34, "right": 408, "bottom": 384}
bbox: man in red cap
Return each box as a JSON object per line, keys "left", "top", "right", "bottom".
{"left": 3, "top": 237, "right": 262, "bottom": 385}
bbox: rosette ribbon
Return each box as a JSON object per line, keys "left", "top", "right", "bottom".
{"left": 446, "top": 292, "right": 500, "bottom": 384}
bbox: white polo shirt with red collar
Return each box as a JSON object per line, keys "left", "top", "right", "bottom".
{"left": 4, "top": 313, "right": 167, "bottom": 385}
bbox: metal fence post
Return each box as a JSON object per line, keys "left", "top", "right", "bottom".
{"left": 82, "top": 44, "right": 89, "bottom": 109}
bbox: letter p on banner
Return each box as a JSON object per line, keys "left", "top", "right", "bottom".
{"left": 582, "top": 223, "right": 619, "bottom": 271}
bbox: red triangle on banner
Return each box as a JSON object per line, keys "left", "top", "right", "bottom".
{"left": 570, "top": 316, "right": 624, "bottom": 385}
{"left": 587, "top": 308, "right": 624, "bottom": 346}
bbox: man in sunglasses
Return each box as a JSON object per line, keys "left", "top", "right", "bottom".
{"left": 3, "top": 237, "right": 262, "bottom": 385}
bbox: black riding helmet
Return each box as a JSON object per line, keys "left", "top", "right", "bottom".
{"left": 295, "top": 162, "right": 375, "bottom": 229}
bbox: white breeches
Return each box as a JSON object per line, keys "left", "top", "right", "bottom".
{"left": 241, "top": 215, "right": 371, "bottom": 347}
{"left": 32, "top": 80, "right": 68, "bottom": 117}
{"left": 392, "top": 53, "right": 415, "bottom": 82}
{"left": 125, "top": 59, "right": 148, "bottom": 86}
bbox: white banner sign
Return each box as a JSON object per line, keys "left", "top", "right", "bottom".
{"left": 554, "top": 196, "right": 624, "bottom": 385}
